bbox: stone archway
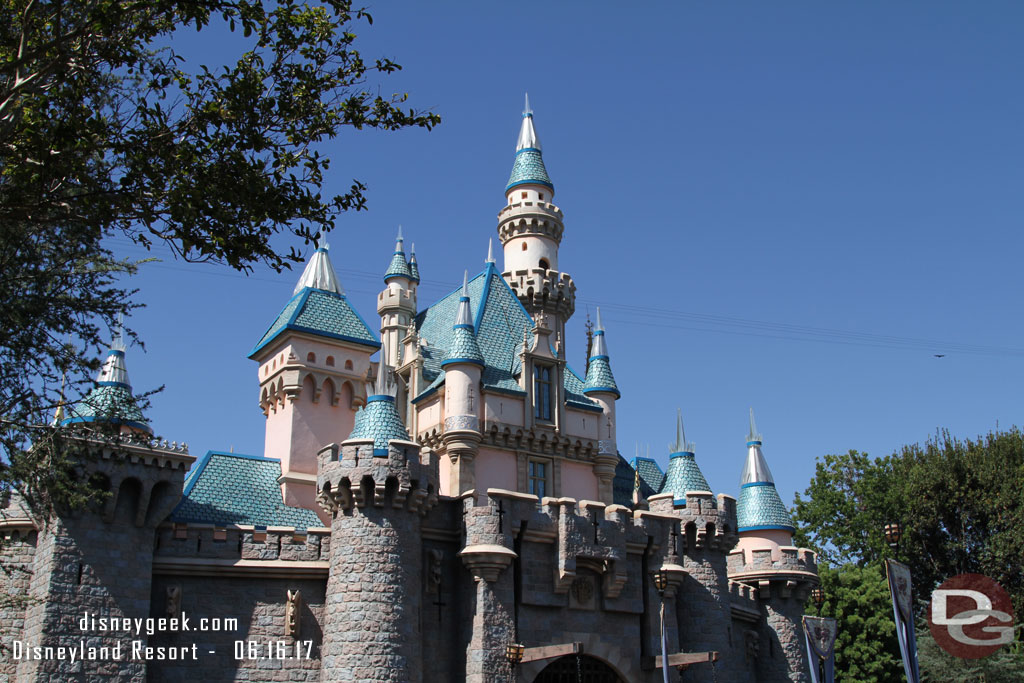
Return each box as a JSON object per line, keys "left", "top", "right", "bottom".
{"left": 533, "top": 654, "right": 625, "bottom": 683}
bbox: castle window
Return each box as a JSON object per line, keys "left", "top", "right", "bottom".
{"left": 521, "top": 192, "right": 527, "bottom": 199}
{"left": 539, "top": 259, "right": 549, "bottom": 270}
{"left": 326, "top": 356, "right": 335, "bottom": 367}
{"left": 306, "top": 352, "right": 316, "bottom": 363}
{"left": 344, "top": 359, "right": 353, "bottom": 370}
{"left": 522, "top": 242, "right": 527, "bottom": 251}
{"left": 534, "top": 365, "right": 552, "bottom": 422}
{"left": 538, "top": 193, "right": 544, "bottom": 201}
{"left": 528, "top": 459, "right": 548, "bottom": 498}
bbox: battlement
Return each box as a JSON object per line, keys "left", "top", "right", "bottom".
{"left": 377, "top": 286, "right": 416, "bottom": 313}
{"left": 317, "top": 439, "right": 438, "bottom": 515}
{"left": 504, "top": 269, "right": 576, "bottom": 319}
{"left": 497, "top": 202, "right": 565, "bottom": 241}
{"left": 155, "top": 523, "right": 330, "bottom": 563}
{"left": 727, "top": 545, "right": 819, "bottom": 595}
{"left": 647, "top": 491, "right": 739, "bottom": 553}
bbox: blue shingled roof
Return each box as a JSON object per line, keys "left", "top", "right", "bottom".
{"left": 737, "top": 482, "right": 794, "bottom": 532}
{"left": 171, "top": 451, "right": 322, "bottom": 528}
{"left": 249, "top": 288, "right": 378, "bottom": 358}
{"left": 412, "top": 265, "right": 601, "bottom": 411}
{"left": 61, "top": 384, "right": 151, "bottom": 434}
{"left": 441, "top": 326, "right": 485, "bottom": 367}
{"left": 385, "top": 251, "right": 413, "bottom": 281}
{"left": 348, "top": 396, "right": 411, "bottom": 455}
{"left": 583, "top": 356, "right": 620, "bottom": 398}
{"left": 408, "top": 258, "right": 420, "bottom": 283}
{"left": 613, "top": 455, "right": 639, "bottom": 506}
{"left": 507, "top": 148, "right": 553, "bottom": 191}
{"left": 661, "top": 453, "right": 712, "bottom": 505}
{"left": 632, "top": 457, "right": 664, "bottom": 497}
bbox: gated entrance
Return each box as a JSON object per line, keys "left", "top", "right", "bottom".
{"left": 533, "top": 654, "right": 625, "bottom": 683}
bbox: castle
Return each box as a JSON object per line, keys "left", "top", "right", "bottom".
{"left": 0, "top": 102, "right": 819, "bottom": 682}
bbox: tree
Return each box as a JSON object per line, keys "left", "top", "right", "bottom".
{"left": 794, "top": 430, "right": 1024, "bottom": 679}
{"left": 0, "top": 0, "right": 438, "bottom": 514}
{"left": 813, "top": 563, "right": 903, "bottom": 683}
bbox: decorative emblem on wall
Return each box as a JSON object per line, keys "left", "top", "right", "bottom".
{"left": 165, "top": 585, "right": 181, "bottom": 620}
{"left": 286, "top": 589, "right": 303, "bottom": 639}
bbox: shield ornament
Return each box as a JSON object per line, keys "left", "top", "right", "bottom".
{"left": 802, "top": 616, "right": 838, "bottom": 660}
{"left": 887, "top": 559, "right": 914, "bottom": 623}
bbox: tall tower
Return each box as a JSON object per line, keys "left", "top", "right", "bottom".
{"left": 24, "top": 343, "right": 193, "bottom": 681}
{"left": 439, "top": 272, "right": 485, "bottom": 495}
{"left": 729, "top": 409, "right": 816, "bottom": 683}
{"left": 582, "top": 307, "right": 620, "bottom": 502}
{"left": 317, "top": 345, "right": 437, "bottom": 682}
{"left": 249, "top": 245, "right": 378, "bottom": 511}
{"left": 378, "top": 227, "right": 418, "bottom": 379}
{"left": 498, "top": 96, "right": 576, "bottom": 343}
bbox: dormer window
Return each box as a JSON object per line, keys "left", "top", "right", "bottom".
{"left": 534, "top": 365, "right": 552, "bottom": 422}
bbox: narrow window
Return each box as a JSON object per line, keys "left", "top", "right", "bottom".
{"left": 528, "top": 460, "right": 547, "bottom": 498}
{"left": 344, "top": 360, "right": 353, "bottom": 370}
{"left": 326, "top": 356, "right": 335, "bottom": 367}
{"left": 538, "top": 193, "right": 544, "bottom": 201}
{"left": 539, "top": 259, "right": 549, "bottom": 270}
{"left": 306, "top": 352, "right": 316, "bottom": 363}
{"left": 521, "top": 192, "right": 527, "bottom": 199}
{"left": 534, "top": 366, "right": 552, "bottom": 421}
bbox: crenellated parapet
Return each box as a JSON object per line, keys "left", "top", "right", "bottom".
{"left": 497, "top": 200, "right": 565, "bottom": 244}
{"left": 504, "top": 268, "right": 576, "bottom": 322}
{"left": 647, "top": 490, "right": 740, "bottom": 553}
{"left": 315, "top": 439, "right": 438, "bottom": 515}
{"left": 727, "top": 545, "right": 818, "bottom": 598}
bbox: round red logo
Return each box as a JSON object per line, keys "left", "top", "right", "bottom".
{"left": 927, "top": 573, "right": 1015, "bottom": 659}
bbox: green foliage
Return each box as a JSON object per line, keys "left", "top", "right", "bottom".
{"left": 917, "top": 625, "right": 1024, "bottom": 682}
{"left": 0, "top": 0, "right": 438, "bottom": 517}
{"left": 812, "top": 563, "right": 903, "bottom": 683}
{"left": 793, "top": 430, "right": 1024, "bottom": 619}
{"left": 796, "top": 429, "right": 1024, "bottom": 681}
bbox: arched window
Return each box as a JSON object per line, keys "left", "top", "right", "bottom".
{"left": 539, "top": 258, "right": 549, "bottom": 270}
{"left": 326, "top": 356, "right": 335, "bottom": 367}
{"left": 344, "top": 359, "right": 353, "bottom": 370}
{"left": 521, "top": 242, "right": 527, "bottom": 251}
{"left": 306, "top": 352, "right": 316, "bottom": 363}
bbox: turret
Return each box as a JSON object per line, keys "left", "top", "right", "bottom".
{"left": 660, "top": 410, "right": 711, "bottom": 505}
{"left": 249, "top": 244, "right": 378, "bottom": 512}
{"left": 728, "top": 409, "right": 817, "bottom": 683}
{"left": 378, "top": 227, "right": 418, "bottom": 386}
{"left": 498, "top": 95, "right": 576, "bottom": 342}
{"left": 317, "top": 342, "right": 437, "bottom": 682}
{"left": 61, "top": 327, "right": 151, "bottom": 435}
{"left": 582, "top": 307, "right": 620, "bottom": 503}
{"left": 440, "top": 272, "right": 485, "bottom": 496}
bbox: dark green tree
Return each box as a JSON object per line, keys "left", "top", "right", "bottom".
{"left": 795, "top": 430, "right": 1024, "bottom": 680}
{"left": 0, "top": 0, "right": 438, "bottom": 514}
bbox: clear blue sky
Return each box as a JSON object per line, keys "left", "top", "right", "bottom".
{"left": 108, "top": 2, "right": 1024, "bottom": 509}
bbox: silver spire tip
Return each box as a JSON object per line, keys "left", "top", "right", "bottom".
{"left": 486, "top": 238, "right": 495, "bottom": 264}
{"left": 524, "top": 92, "right": 532, "bottom": 116}
{"left": 748, "top": 408, "right": 763, "bottom": 443}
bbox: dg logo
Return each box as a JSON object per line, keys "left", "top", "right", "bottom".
{"left": 928, "top": 573, "right": 1016, "bottom": 659}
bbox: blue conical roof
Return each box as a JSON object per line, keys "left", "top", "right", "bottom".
{"left": 384, "top": 228, "right": 413, "bottom": 281}
{"left": 583, "top": 308, "right": 619, "bottom": 397}
{"left": 736, "top": 411, "right": 794, "bottom": 532}
{"left": 506, "top": 95, "right": 553, "bottom": 192}
{"left": 408, "top": 243, "right": 420, "bottom": 283}
{"left": 347, "top": 347, "right": 411, "bottom": 456}
{"left": 441, "top": 272, "right": 484, "bottom": 368}
{"left": 61, "top": 334, "right": 151, "bottom": 434}
{"left": 659, "top": 411, "right": 710, "bottom": 504}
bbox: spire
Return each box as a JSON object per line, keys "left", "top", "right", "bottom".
{"left": 516, "top": 93, "right": 541, "bottom": 151}
{"left": 441, "top": 271, "right": 485, "bottom": 368}
{"left": 747, "top": 407, "right": 762, "bottom": 445}
{"left": 736, "top": 410, "right": 794, "bottom": 532}
{"left": 660, "top": 410, "right": 710, "bottom": 504}
{"left": 384, "top": 226, "right": 413, "bottom": 281}
{"left": 670, "top": 409, "right": 695, "bottom": 454}
{"left": 294, "top": 243, "right": 343, "bottom": 295}
{"left": 60, "top": 329, "right": 151, "bottom": 434}
{"left": 507, "top": 95, "right": 553, "bottom": 192}
{"left": 584, "top": 306, "right": 619, "bottom": 397}
{"left": 348, "top": 343, "right": 410, "bottom": 455}
{"left": 408, "top": 242, "right": 420, "bottom": 282}
{"left": 485, "top": 238, "right": 495, "bottom": 265}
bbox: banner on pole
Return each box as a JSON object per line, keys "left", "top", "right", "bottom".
{"left": 886, "top": 558, "right": 921, "bottom": 683}
{"left": 802, "top": 615, "right": 837, "bottom": 683}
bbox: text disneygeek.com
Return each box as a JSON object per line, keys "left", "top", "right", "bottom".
{"left": 11, "top": 612, "right": 315, "bottom": 662}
